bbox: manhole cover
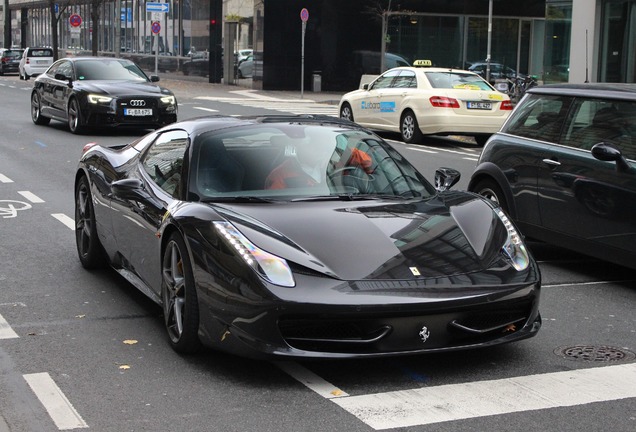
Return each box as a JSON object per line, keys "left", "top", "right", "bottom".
{"left": 555, "top": 345, "right": 635, "bottom": 362}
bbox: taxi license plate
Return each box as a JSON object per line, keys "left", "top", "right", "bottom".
{"left": 124, "top": 108, "right": 153, "bottom": 116}
{"left": 467, "top": 101, "right": 492, "bottom": 110}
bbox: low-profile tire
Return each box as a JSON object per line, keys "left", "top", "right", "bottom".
{"left": 68, "top": 98, "right": 84, "bottom": 134}
{"left": 162, "top": 233, "right": 202, "bottom": 354}
{"left": 400, "top": 110, "right": 423, "bottom": 144}
{"left": 473, "top": 178, "right": 509, "bottom": 214}
{"left": 340, "top": 102, "right": 354, "bottom": 122}
{"left": 31, "top": 92, "right": 51, "bottom": 125}
{"left": 75, "top": 175, "right": 106, "bottom": 269}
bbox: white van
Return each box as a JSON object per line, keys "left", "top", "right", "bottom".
{"left": 19, "top": 47, "right": 54, "bottom": 80}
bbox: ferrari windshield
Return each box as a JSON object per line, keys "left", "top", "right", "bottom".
{"left": 191, "top": 124, "right": 435, "bottom": 201}
{"left": 74, "top": 59, "right": 148, "bottom": 81}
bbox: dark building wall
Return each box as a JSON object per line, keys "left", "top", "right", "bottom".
{"left": 262, "top": 0, "right": 546, "bottom": 91}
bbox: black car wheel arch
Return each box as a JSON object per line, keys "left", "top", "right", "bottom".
{"left": 469, "top": 167, "right": 516, "bottom": 218}
{"left": 68, "top": 98, "right": 85, "bottom": 134}
{"left": 31, "top": 91, "right": 50, "bottom": 125}
{"left": 161, "top": 231, "right": 202, "bottom": 354}
{"left": 75, "top": 175, "right": 106, "bottom": 269}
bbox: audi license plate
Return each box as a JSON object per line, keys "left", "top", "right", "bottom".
{"left": 467, "top": 101, "right": 492, "bottom": 110}
{"left": 124, "top": 108, "right": 153, "bottom": 116}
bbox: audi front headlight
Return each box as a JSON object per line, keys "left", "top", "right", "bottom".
{"left": 88, "top": 94, "right": 113, "bottom": 104}
{"left": 160, "top": 95, "right": 176, "bottom": 105}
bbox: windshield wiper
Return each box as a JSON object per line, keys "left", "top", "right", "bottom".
{"left": 291, "top": 194, "right": 414, "bottom": 202}
{"left": 202, "top": 196, "right": 277, "bottom": 203}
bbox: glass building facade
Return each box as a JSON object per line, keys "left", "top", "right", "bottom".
{"left": 1, "top": 1, "right": 635, "bottom": 89}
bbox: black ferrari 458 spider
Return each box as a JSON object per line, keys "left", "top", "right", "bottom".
{"left": 75, "top": 115, "right": 541, "bottom": 359}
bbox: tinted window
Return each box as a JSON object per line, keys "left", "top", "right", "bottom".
{"left": 562, "top": 98, "right": 636, "bottom": 159}
{"left": 75, "top": 59, "right": 147, "bottom": 81}
{"left": 142, "top": 130, "right": 189, "bottom": 198}
{"left": 28, "top": 48, "right": 53, "bottom": 57}
{"left": 502, "top": 93, "right": 571, "bottom": 143}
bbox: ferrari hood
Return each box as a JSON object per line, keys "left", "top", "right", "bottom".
{"left": 76, "top": 80, "right": 170, "bottom": 96}
{"left": 216, "top": 192, "right": 510, "bottom": 281}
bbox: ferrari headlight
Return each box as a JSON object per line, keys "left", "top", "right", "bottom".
{"left": 160, "top": 95, "right": 176, "bottom": 105}
{"left": 496, "top": 209, "right": 530, "bottom": 271}
{"left": 87, "top": 94, "right": 113, "bottom": 104}
{"left": 213, "top": 221, "right": 295, "bottom": 287}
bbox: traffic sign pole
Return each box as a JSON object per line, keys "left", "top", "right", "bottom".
{"left": 300, "top": 9, "right": 309, "bottom": 99}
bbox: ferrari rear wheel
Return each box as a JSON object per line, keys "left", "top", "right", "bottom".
{"left": 75, "top": 175, "right": 106, "bottom": 269}
{"left": 68, "top": 98, "right": 84, "bottom": 134}
{"left": 400, "top": 110, "right": 423, "bottom": 144}
{"left": 31, "top": 92, "right": 50, "bottom": 125}
{"left": 162, "top": 233, "right": 202, "bottom": 354}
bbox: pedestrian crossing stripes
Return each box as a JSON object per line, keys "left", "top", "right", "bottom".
{"left": 195, "top": 96, "right": 339, "bottom": 117}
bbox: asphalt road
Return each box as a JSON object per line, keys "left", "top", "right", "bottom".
{"left": 0, "top": 74, "right": 635, "bottom": 432}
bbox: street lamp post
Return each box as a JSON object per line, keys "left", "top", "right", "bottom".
{"left": 486, "top": 0, "right": 493, "bottom": 82}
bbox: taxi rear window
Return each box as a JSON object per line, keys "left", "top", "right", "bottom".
{"left": 425, "top": 72, "right": 493, "bottom": 91}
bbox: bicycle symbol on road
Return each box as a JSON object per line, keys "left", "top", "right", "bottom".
{"left": 0, "top": 200, "right": 32, "bottom": 218}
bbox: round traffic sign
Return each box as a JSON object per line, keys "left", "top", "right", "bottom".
{"left": 300, "top": 8, "right": 309, "bottom": 22}
{"left": 69, "top": 14, "right": 82, "bottom": 27}
{"left": 151, "top": 21, "right": 161, "bottom": 34}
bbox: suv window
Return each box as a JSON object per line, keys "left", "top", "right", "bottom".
{"left": 502, "top": 93, "right": 571, "bottom": 143}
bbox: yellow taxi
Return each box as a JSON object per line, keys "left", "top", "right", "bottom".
{"left": 339, "top": 60, "right": 513, "bottom": 145}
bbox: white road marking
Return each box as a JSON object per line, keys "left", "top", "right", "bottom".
{"left": 0, "top": 174, "right": 13, "bottom": 183}
{"left": 404, "top": 146, "right": 438, "bottom": 154}
{"left": 51, "top": 213, "right": 75, "bottom": 230}
{"left": 18, "top": 191, "right": 45, "bottom": 203}
{"left": 331, "top": 363, "right": 636, "bottom": 430}
{"left": 275, "top": 361, "right": 349, "bottom": 399}
{"left": 193, "top": 106, "right": 219, "bottom": 113}
{"left": 0, "top": 313, "right": 19, "bottom": 339}
{"left": 23, "top": 373, "right": 88, "bottom": 430}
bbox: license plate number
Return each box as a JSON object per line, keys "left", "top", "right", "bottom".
{"left": 467, "top": 101, "right": 492, "bottom": 110}
{"left": 124, "top": 108, "right": 153, "bottom": 116}
{"left": 36, "top": 60, "right": 48, "bottom": 64}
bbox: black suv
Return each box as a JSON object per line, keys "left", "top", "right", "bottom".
{"left": 0, "top": 48, "right": 24, "bottom": 75}
{"left": 469, "top": 83, "right": 636, "bottom": 270}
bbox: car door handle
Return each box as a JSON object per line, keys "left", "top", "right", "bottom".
{"left": 542, "top": 158, "right": 561, "bottom": 167}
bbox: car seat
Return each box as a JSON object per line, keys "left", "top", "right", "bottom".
{"left": 197, "top": 139, "right": 245, "bottom": 193}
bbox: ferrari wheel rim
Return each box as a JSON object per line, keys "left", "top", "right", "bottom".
{"left": 75, "top": 181, "right": 92, "bottom": 258}
{"left": 163, "top": 240, "right": 186, "bottom": 342}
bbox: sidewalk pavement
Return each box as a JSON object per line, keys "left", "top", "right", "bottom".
{"left": 157, "top": 73, "right": 344, "bottom": 106}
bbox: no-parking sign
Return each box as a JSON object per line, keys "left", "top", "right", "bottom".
{"left": 69, "top": 14, "right": 82, "bottom": 27}
{"left": 151, "top": 21, "right": 161, "bottom": 34}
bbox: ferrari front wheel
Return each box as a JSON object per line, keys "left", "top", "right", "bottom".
{"left": 162, "top": 233, "right": 202, "bottom": 354}
{"left": 75, "top": 175, "right": 106, "bottom": 269}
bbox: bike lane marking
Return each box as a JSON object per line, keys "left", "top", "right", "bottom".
{"left": 18, "top": 191, "right": 45, "bottom": 203}
{"left": 52, "top": 213, "right": 74, "bottom": 230}
{"left": 23, "top": 373, "right": 88, "bottom": 430}
{"left": 0, "top": 313, "right": 19, "bottom": 339}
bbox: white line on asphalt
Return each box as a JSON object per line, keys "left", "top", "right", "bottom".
{"left": 404, "top": 146, "right": 438, "bottom": 154}
{"left": 51, "top": 213, "right": 75, "bottom": 230}
{"left": 0, "top": 173, "right": 13, "bottom": 183}
{"left": 543, "top": 279, "right": 636, "bottom": 288}
{"left": 18, "top": 191, "right": 45, "bottom": 203}
{"left": 0, "top": 313, "right": 19, "bottom": 339}
{"left": 331, "top": 363, "right": 636, "bottom": 430}
{"left": 193, "top": 106, "right": 219, "bottom": 112}
{"left": 23, "top": 373, "right": 88, "bottom": 430}
{"left": 275, "top": 361, "right": 349, "bottom": 399}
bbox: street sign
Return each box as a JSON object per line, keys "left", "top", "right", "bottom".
{"left": 69, "top": 14, "right": 82, "bottom": 27}
{"left": 300, "top": 8, "right": 309, "bottom": 22}
{"left": 151, "top": 21, "right": 161, "bottom": 34}
{"left": 146, "top": 2, "right": 169, "bottom": 13}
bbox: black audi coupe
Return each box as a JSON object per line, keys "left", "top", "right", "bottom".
{"left": 75, "top": 115, "right": 541, "bottom": 359}
{"left": 31, "top": 57, "right": 177, "bottom": 134}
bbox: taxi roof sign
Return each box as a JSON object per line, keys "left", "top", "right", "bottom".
{"left": 413, "top": 59, "right": 433, "bottom": 67}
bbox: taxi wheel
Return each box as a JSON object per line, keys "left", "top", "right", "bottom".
{"left": 400, "top": 110, "right": 422, "bottom": 144}
{"left": 340, "top": 103, "right": 354, "bottom": 122}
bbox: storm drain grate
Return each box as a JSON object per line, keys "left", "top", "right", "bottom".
{"left": 555, "top": 345, "right": 635, "bottom": 362}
